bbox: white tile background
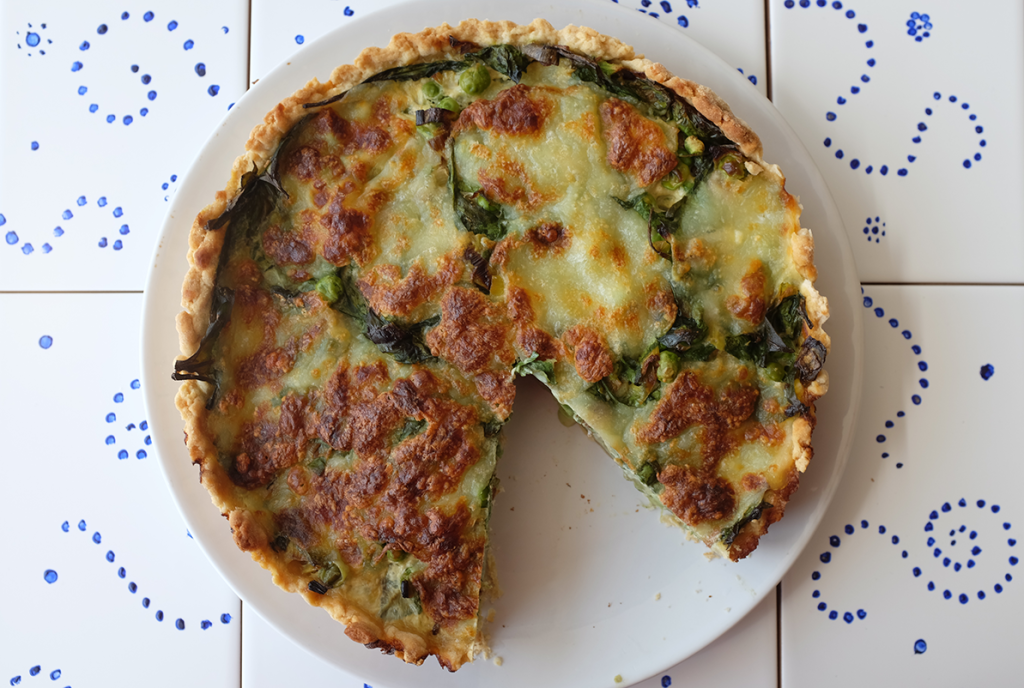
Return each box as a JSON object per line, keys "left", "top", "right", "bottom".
{"left": 1, "top": 1, "right": 1021, "bottom": 687}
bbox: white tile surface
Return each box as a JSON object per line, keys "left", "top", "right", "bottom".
{"left": 0, "top": 0, "right": 249, "bottom": 291}
{"left": 769, "top": 0, "right": 1024, "bottom": 284}
{"left": 781, "top": 285, "right": 1024, "bottom": 687}
{"left": 0, "top": 294, "right": 240, "bottom": 688}
{"left": 243, "top": 589, "right": 776, "bottom": 688}
{"left": 250, "top": 0, "right": 768, "bottom": 96}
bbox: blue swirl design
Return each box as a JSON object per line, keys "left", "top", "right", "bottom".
{"left": 15, "top": 21, "right": 52, "bottom": 57}
{"left": 162, "top": 173, "right": 179, "bottom": 202}
{"left": 782, "top": 3, "right": 985, "bottom": 176}
{"left": 906, "top": 12, "right": 932, "bottom": 42}
{"left": 56, "top": 518, "right": 233, "bottom": 631}
{"left": 810, "top": 501, "right": 1014, "bottom": 626}
{"left": 70, "top": 10, "right": 230, "bottom": 127}
{"left": 7, "top": 664, "right": 68, "bottom": 687}
{"left": 3, "top": 195, "right": 131, "bottom": 257}
{"left": 103, "top": 379, "right": 150, "bottom": 460}
{"left": 860, "top": 289, "right": 928, "bottom": 469}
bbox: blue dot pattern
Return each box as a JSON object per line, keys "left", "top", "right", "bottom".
{"left": 57, "top": 518, "right": 233, "bottom": 631}
{"left": 789, "top": 4, "right": 984, "bottom": 177}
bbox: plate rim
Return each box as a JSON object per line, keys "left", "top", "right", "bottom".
{"left": 141, "top": 1, "right": 864, "bottom": 684}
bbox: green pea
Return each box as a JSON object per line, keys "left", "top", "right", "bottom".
{"left": 684, "top": 135, "right": 705, "bottom": 155}
{"left": 459, "top": 63, "right": 491, "bottom": 95}
{"left": 421, "top": 80, "right": 442, "bottom": 99}
{"left": 315, "top": 272, "right": 342, "bottom": 304}
{"left": 436, "top": 96, "right": 461, "bottom": 113}
{"left": 765, "top": 362, "right": 787, "bottom": 382}
{"left": 636, "top": 461, "right": 659, "bottom": 487}
{"left": 657, "top": 351, "right": 680, "bottom": 383}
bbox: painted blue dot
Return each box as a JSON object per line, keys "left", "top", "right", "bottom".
{"left": 111, "top": 207, "right": 123, "bottom": 218}
{"left": 71, "top": 61, "right": 83, "bottom": 72}
{"left": 78, "top": 520, "right": 87, "bottom": 532}
{"left": 863, "top": 296, "right": 873, "bottom": 307}
{"left": 141, "top": 74, "right": 152, "bottom": 85}
{"left": 105, "top": 550, "right": 115, "bottom": 562}
{"left": 89, "top": 103, "right": 98, "bottom": 113}
{"left": 195, "top": 63, "right": 206, "bottom": 77}
{"left": 128, "top": 581, "right": 137, "bottom": 593}
{"left": 176, "top": 618, "right": 186, "bottom": 630}
{"left": 43, "top": 569, "right": 58, "bottom": 584}
{"left": 880, "top": 165, "right": 888, "bottom": 175}
{"left": 118, "top": 449, "right": 128, "bottom": 460}
{"left": 118, "top": 567, "right": 125, "bottom": 578}
{"left": 879, "top": 525, "right": 887, "bottom": 534}
{"left": 914, "top": 639, "right": 927, "bottom": 654}
{"left": 661, "top": 677, "right": 671, "bottom": 688}
{"left": 843, "top": 611, "right": 854, "bottom": 623}
{"left": 36, "top": 335, "right": 55, "bottom": 350}
{"left": 885, "top": 420, "right": 894, "bottom": 428}
{"left": 812, "top": 590, "right": 820, "bottom": 598}
{"left": 927, "top": 581, "right": 935, "bottom": 591}
{"left": 184, "top": 39, "right": 194, "bottom": 50}
{"left": 912, "top": 395, "right": 922, "bottom": 405}
{"left": 850, "top": 159, "right": 860, "bottom": 169}
{"left": 221, "top": 613, "right": 232, "bottom": 623}
{"left": 823, "top": 137, "right": 832, "bottom": 147}
{"left": 201, "top": 619, "right": 213, "bottom": 630}
{"left": 913, "top": 567, "right": 921, "bottom": 577}
{"left": 820, "top": 552, "right": 831, "bottom": 563}
{"left": 861, "top": 520, "right": 868, "bottom": 529}
{"left": 881, "top": 452, "right": 889, "bottom": 458}
{"left": 119, "top": 224, "right": 130, "bottom": 236}
{"left": 344, "top": 6, "right": 354, "bottom": 15}
{"left": 865, "top": 165, "right": 873, "bottom": 174}
{"left": 295, "top": 35, "right": 305, "bottom": 45}
{"left": 140, "top": 108, "right": 148, "bottom": 116}
{"left": 168, "top": 20, "right": 178, "bottom": 31}
{"left": 98, "top": 237, "right": 108, "bottom": 248}
{"left": 943, "top": 589, "right": 952, "bottom": 599}
{"left": 4, "top": 231, "right": 16, "bottom": 245}
{"left": 897, "top": 411, "right": 905, "bottom": 418}
{"left": 156, "top": 610, "right": 164, "bottom": 621}
{"left": 845, "top": 524, "right": 854, "bottom": 535}
{"left": 828, "top": 610, "right": 838, "bottom": 620}
{"left": 92, "top": 532, "right": 102, "bottom": 544}
{"left": 137, "top": 450, "right": 147, "bottom": 459}
{"left": 980, "top": 139, "right": 986, "bottom": 147}
{"left": 144, "top": 11, "right": 154, "bottom": 22}
{"left": 1011, "top": 556, "right": 1019, "bottom": 566}
{"left": 77, "top": 85, "right": 88, "bottom": 96}
{"left": 143, "top": 597, "right": 151, "bottom": 607}
{"left": 49, "top": 670, "right": 60, "bottom": 681}
{"left": 171, "top": 174, "right": 178, "bottom": 182}
{"left": 919, "top": 379, "right": 929, "bottom": 389}
{"left": 80, "top": 41, "right": 90, "bottom": 51}
{"left": 145, "top": 435, "right": 152, "bottom": 445}
{"left": 957, "top": 593, "right": 968, "bottom": 604}
{"left": 811, "top": 571, "right": 821, "bottom": 580}
{"left": 830, "top": 535, "right": 841, "bottom": 547}
{"left": 873, "top": 307, "right": 884, "bottom": 317}
{"left": 148, "top": 90, "right": 157, "bottom": 101}
{"left": 61, "top": 521, "right": 69, "bottom": 532}
{"left": 980, "top": 364, "right": 994, "bottom": 380}
{"left": 106, "top": 115, "right": 115, "bottom": 123}
{"left": 892, "top": 535, "right": 900, "bottom": 544}
{"left": 208, "top": 85, "right": 220, "bottom": 96}
{"left": 943, "top": 557, "right": 951, "bottom": 566}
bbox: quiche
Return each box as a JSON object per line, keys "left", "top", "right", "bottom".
{"left": 173, "top": 19, "right": 829, "bottom": 671}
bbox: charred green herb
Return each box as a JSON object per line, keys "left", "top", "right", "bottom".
{"left": 447, "top": 137, "right": 507, "bottom": 240}
{"left": 512, "top": 352, "right": 555, "bottom": 385}
{"left": 365, "top": 310, "right": 439, "bottom": 365}
{"left": 720, "top": 500, "right": 770, "bottom": 546}
{"left": 171, "top": 286, "right": 235, "bottom": 409}
{"left": 614, "top": 192, "right": 681, "bottom": 259}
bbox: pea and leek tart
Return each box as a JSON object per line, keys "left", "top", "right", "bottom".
{"left": 174, "top": 19, "right": 829, "bottom": 671}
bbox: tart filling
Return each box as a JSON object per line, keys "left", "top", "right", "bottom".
{"left": 174, "top": 19, "right": 829, "bottom": 671}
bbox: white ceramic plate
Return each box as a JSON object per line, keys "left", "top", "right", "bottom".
{"left": 142, "top": 1, "right": 864, "bottom": 685}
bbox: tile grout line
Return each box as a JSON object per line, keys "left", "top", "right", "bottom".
{"left": 764, "top": 0, "right": 774, "bottom": 102}
{"left": 776, "top": 582, "right": 782, "bottom": 688}
{"left": 765, "top": 3, "right": 776, "bottom": 682}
